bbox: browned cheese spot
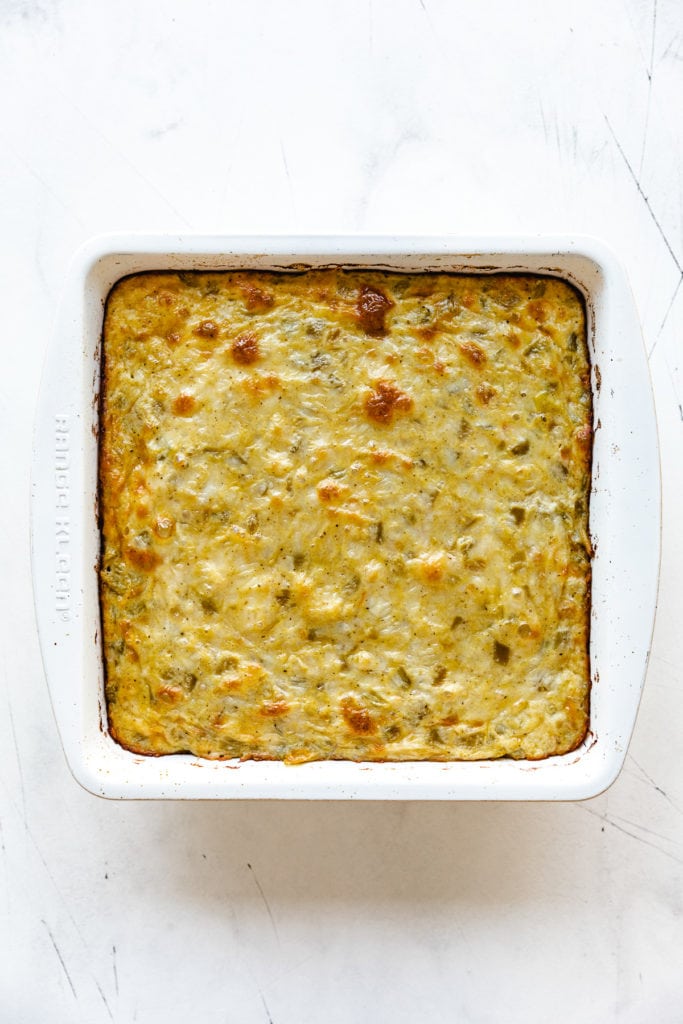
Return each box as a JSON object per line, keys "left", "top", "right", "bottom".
{"left": 232, "top": 332, "right": 260, "bottom": 365}
{"left": 194, "top": 319, "right": 218, "bottom": 338}
{"left": 368, "top": 449, "right": 412, "bottom": 469}
{"left": 370, "top": 449, "right": 392, "bottom": 464}
{"left": 158, "top": 685, "right": 184, "bottom": 704}
{"left": 476, "top": 382, "right": 496, "bottom": 404}
{"left": 424, "top": 561, "right": 444, "bottom": 582}
{"left": 166, "top": 331, "right": 181, "bottom": 346}
{"left": 241, "top": 283, "right": 274, "bottom": 312}
{"left": 439, "top": 713, "right": 460, "bottom": 726}
{"left": 242, "top": 373, "right": 280, "bottom": 398}
{"left": 341, "top": 698, "right": 375, "bottom": 735}
{"left": 317, "top": 480, "right": 343, "bottom": 501}
{"left": 357, "top": 285, "right": 393, "bottom": 336}
{"left": 416, "top": 322, "right": 440, "bottom": 342}
{"left": 415, "top": 347, "right": 446, "bottom": 375}
{"left": 126, "top": 547, "right": 162, "bottom": 571}
{"left": 172, "top": 393, "right": 196, "bottom": 416}
{"left": 458, "top": 339, "right": 487, "bottom": 367}
{"left": 365, "top": 380, "right": 413, "bottom": 424}
{"left": 260, "top": 700, "right": 291, "bottom": 718}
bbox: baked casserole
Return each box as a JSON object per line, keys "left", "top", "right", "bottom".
{"left": 99, "top": 269, "right": 592, "bottom": 762}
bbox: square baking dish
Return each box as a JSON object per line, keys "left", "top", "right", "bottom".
{"left": 30, "top": 235, "right": 660, "bottom": 799}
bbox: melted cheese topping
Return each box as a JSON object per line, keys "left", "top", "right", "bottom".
{"left": 100, "top": 270, "right": 591, "bottom": 762}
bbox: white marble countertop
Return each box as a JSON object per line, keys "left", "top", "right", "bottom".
{"left": 1, "top": 1, "right": 682, "bottom": 1020}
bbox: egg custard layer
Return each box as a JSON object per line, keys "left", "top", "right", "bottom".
{"left": 100, "top": 270, "right": 592, "bottom": 762}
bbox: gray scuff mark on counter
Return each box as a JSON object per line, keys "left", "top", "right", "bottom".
{"left": 628, "top": 752, "right": 683, "bottom": 814}
{"left": 94, "top": 974, "right": 114, "bottom": 1024}
{"left": 604, "top": 115, "right": 683, "bottom": 276}
{"left": 6, "top": 689, "right": 27, "bottom": 830}
{"left": 247, "top": 861, "right": 280, "bottom": 943}
{"left": 659, "top": 31, "right": 682, "bottom": 63}
{"left": 42, "top": 919, "right": 77, "bottom": 1000}
{"left": 638, "top": 0, "right": 658, "bottom": 177}
{"left": 0, "top": 0, "right": 60, "bottom": 28}
{"left": 259, "top": 988, "right": 275, "bottom": 1024}
{"left": 650, "top": 277, "right": 682, "bottom": 358}
{"left": 610, "top": 814, "right": 682, "bottom": 846}
{"left": 538, "top": 99, "right": 549, "bottom": 144}
{"left": 604, "top": 112, "right": 683, "bottom": 366}
{"left": 280, "top": 139, "right": 297, "bottom": 221}
{"left": 51, "top": 83, "right": 194, "bottom": 229}
{"left": 2, "top": 785, "right": 92, "bottom": 951}
{"left": 579, "top": 804, "right": 683, "bottom": 865}
{"left": 3, "top": 143, "right": 88, "bottom": 229}
{"left": 148, "top": 120, "right": 182, "bottom": 139}
{"left": 663, "top": 351, "right": 683, "bottom": 428}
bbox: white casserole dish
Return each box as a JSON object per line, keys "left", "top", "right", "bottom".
{"left": 31, "top": 235, "right": 660, "bottom": 799}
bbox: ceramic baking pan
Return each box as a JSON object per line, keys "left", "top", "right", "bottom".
{"left": 31, "top": 235, "right": 660, "bottom": 799}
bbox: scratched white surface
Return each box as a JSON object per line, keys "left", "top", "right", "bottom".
{"left": 1, "top": 0, "right": 682, "bottom": 1021}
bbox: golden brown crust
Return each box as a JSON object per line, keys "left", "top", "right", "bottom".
{"left": 99, "top": 270, "right": 592, "bottom": 762}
